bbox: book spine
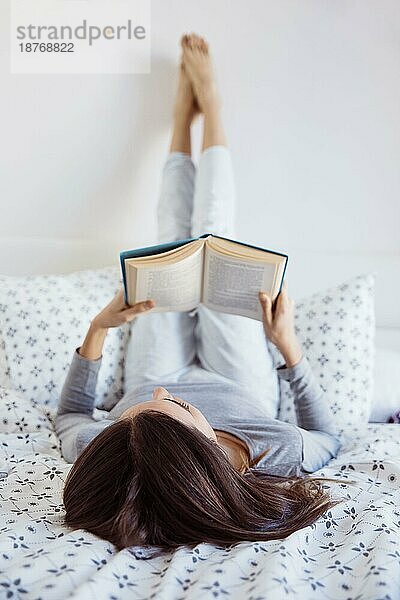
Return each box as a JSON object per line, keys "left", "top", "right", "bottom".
{"left": 119, "top": 254, "right": 129, "bottom": 305}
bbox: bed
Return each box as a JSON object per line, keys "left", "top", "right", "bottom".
{"left": 0, "top": 241, "right": 399, "bottom": 599}
{"left": 1, "top": 407, "right": 400, "bottom": 599}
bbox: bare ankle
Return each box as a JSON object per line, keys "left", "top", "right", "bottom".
{"left": 201, "top": 92, "right": 220, "bottom": 116}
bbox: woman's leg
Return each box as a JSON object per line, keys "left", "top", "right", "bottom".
{"left": 182, "top": 34, "right": 234, "bottom": 238}
{"left": 182, "top": 35, "right": 279, "bottom": 414}
{"left": 124, "top": 52, "right": 198, "bottom": 392}
{"left": 157, "top": 59, "right": 199, "bottom": 244}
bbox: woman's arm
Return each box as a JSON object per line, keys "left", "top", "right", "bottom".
{"left": 78, "top": 321, "right": 109, "bottom": 360}
{"left": 276, "top": 356, "right": 341, "bottom": 471}
{"left": 259, "top": 284, "right": 337, "bottom": 433}
{"left": 57, "top": 289, "right": 156, "bottom": 414}
{"left": 55, "top": 345, "right": 110, "bottom": 462}
{"left": 276, "top": 356, "right": 338, "bottom": 436}
{"left": 55, "top": 289, "right": 156, "bottom": 462}
{"left": 259, "top": 285, "right": 341, "bottom": 472}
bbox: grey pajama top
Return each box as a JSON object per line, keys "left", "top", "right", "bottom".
{"left": 55, "top": 349, "right": 341, "bottom": 476}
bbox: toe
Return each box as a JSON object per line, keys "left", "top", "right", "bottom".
{"left": 191, "top": 33, "right": 201, "bottom": 48}
{"left": 196, "top": 35, "right": 204, "bottom": 50}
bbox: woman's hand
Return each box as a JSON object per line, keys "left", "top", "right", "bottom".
{"left": 92, "top": 289, "right": 155, "bottom": 330}
{"left": 78, "top": 290, "right": 155, "bottom": 361}
{"left": 259, "top": 284, "right": 303, "bottom": 368}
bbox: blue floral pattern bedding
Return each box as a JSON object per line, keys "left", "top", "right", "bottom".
{"left": 0, "top": 386, "right": 399, "bottom": 600}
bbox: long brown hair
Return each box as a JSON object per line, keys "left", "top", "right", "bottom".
{"left": 62, "top": 411, "right": 339, "bottom": 553}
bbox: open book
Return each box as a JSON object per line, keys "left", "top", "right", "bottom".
{"left": 120, "top": 234, "right": 288, "bottom": 321}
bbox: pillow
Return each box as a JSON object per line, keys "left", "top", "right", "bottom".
{"left": 369, "top": 347, "right": 400, "bottom": 423}
{"left": 0, "top": 337, "right": 11, "bottom": 388}
{"left": 0, "top": 266, "right": 129, "bottom": 410}
{"left": 0, "top": 385, "right": 53, "bottom": 434}
{"left": 269, "top": 274, "right": 375, "bottom": 428}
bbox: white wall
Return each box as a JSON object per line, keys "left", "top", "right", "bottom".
{"left": 0, "top": 1, "right": 399, "bottom": 319}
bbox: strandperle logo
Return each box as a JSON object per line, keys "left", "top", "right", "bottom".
{"left": 10, "top": 0, "right": 151, "bottom": 74}
{"left": 16, "top": 19, "right": 147, "bottom": 47}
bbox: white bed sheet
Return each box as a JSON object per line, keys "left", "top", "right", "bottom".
{"left": 0, "top": 387, "right": 400, "bottom": 600}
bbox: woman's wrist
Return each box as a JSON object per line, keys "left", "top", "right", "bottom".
{"left": 276, "top": 336, "right": 303, "bottom": 368}
{"left": 78, "top": 321, "right": 108, "bottom": 361}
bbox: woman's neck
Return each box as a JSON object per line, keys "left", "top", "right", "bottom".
{"left": 215, "top": 430, "right": 250, "bottom": 472}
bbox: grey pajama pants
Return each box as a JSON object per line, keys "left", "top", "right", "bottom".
{"left": 124, "top": 146, "right": 279, "bottom": 415}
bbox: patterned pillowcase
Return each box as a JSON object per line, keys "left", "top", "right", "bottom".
{"left": 0, "top": 337, "right": 11, "bottom": 388}
{"left": 0, "top": 385, "right": 53, "bottom": 434}
{"left": 269, "top": 274, "right": 375, "bottom": 427}
{"left": 0, "top": 266, "right": 129, "bottom": 410}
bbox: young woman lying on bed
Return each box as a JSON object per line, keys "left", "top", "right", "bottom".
{"left": 55, "top": 33, "right": 341, "bottom": 553}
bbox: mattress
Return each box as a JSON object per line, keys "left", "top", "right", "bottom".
{"left": 0, "top": 390, "right": 400, "bottom": 600}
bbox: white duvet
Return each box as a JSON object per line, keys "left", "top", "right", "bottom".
{"left": 1, "top": 386, "right": 400, "bottom": 600}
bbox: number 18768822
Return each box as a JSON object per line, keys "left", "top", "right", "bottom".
{"left": 19, "top": 42, "right": 74, "bottom": 52}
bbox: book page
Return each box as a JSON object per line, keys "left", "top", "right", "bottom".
{"left": 133, "top": 246, "right": 204, "bottom": 312}
{"left": 202, "top": 248, "right": 277, "bottom": 320}
{"left": 125, "top": 239, "right": 203, "bottom": 265}
{"left": 206, "top": 235, "right": 286, "bottom": 265}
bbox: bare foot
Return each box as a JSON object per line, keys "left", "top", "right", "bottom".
{"left": 173, "top": 38, "right": 199, "bottom": 123}
{"left": 182, "top": 33, "right": 220, "bottom": 114}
